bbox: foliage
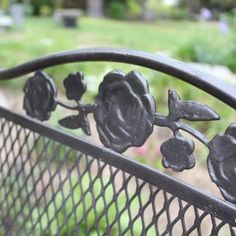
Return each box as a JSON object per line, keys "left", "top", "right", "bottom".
{"left": 176, "top": 35, "right": 236, "bottom": 73}
{"left": 176, "top": 38, "right": 220, "bottom": 64}
{"left": 10, "top": 0, "right": 24, "bottom": 3}
{"left": 178, "top": 0, "right": 236, "bottom": 17}
{"left": 126, "top": 0, "right": 142, "bottom": 19}
{"left": 199, "top": 0, "right": 236, "bottom": 11}
{"left": 30, "top": 0, "right": 54, "bottom": 16}
{"left": 107, "top": 0, "right": 126, "bottom": 19}
{"left": 106, "top": 0, "right": 142, "bottom": 20}
{"left": 147, "top": 0, "right": 188, "bottom": 20}
{"left": 1, "top": 0, "right": 10, "bottom": 9}
{"left": 220, "top": 9, "right": 236, "bottom": 31}
{"left": 221, "top": 44, "right": 236, "bottom": 73}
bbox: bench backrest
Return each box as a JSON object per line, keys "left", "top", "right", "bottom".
{"left": 0, "top": 48, "right": 236, "bottom": 235}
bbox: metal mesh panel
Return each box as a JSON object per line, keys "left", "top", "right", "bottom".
{"left": 0, "top": 117, "right": 235, "bottom": 236}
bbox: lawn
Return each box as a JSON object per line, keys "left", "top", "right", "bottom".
{"left": 0, "top": 16, "right": 231, "bottom": 68}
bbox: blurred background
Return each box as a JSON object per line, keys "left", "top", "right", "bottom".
{"left": 1, "top": 1, "right": 236, "bottom": 234}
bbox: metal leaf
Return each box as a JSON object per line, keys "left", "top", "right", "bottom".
{"left": 59, "top": 115, "right": 81, "bottom": 129}
{"left": 168, "top": 90, "right": 219, "bottom": 121}
{"left": 80, "top": 113, "right": 91, "bottom": 136}
{"left": 59, "top": 113, "right": 91, "bottom": 136}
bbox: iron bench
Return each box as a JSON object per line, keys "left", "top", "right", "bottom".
{"left": 0, "top": 48, "right": 236, "bottom": 235}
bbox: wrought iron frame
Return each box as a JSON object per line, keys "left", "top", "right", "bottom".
{"left": 1, "top": 48, "right": 236, "bottom": 235}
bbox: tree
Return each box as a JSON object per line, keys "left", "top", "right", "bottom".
{"left": 178, "top": 0, "right": 236, "bottom": 15}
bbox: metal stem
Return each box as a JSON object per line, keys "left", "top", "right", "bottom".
{"left": 154, "top": 113, "right": 209, "bottom": 146}
{"left": 176, "top": 123, "right": 209, "bottom": 146}
{"left": 57, "top": 99, "right": 97, "bottom": 113}
{"left": 56, "top": 99, "right": 79, "bottom": 110}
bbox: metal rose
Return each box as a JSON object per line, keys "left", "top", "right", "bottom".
{"left": 23, "top": 71, "right": 57, "bottom": 121}
{"left": 160, "top": 136, "right": 195, "bottom": 172}
{"left": 94, "top": 70, "right": 156, "bottom": 153}
{"left": 63, "top": 72, "right": 86, "bottom": 101}
{"left": 208, "top": 124, "right": 236, "bottom": 203}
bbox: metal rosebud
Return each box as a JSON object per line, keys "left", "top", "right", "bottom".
{"left": 63, "top": 72, "right": 87, "bottom": 101}
{"left": 23, "top": 71, "right": 57, "bottom": 121}
{"left": 160, "top": 136, "right": 195, "bottom": 172}
{"left": 207, "top": 124, "right": 236, "bottom": 203}
{"left": 94, "top": 70, "right": 156, "bottom": 153}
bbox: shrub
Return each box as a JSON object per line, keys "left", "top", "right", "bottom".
{"left": 176, "top": 36, "right": 236, "bottom": 73}
{"left": 176, "top": 39, "right": 220, "bottom": 64}
{"left": 30, "top": 0, "right": 54, "bottom": 16}
{"left": 1, "top": 0, "right": 10, "bottom": 9}
{"left": 107, "top": 1, "right": 126, "bottom": 20}
{"left": 220, "top": 42, "right": 236, "bottom": 73}
{"left": 127, "top": 0, "right": 142, "bottom": 19}
{"left": 147, "top": 0, "right": 188, "bottom": 21}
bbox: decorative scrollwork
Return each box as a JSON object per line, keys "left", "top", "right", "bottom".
{"left": 23, "top": 69, "right": 236, "bottom": 204}
{"left": 154, "top": 89, "right": 219, "bottom": 172}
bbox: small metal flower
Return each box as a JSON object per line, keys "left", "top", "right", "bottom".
{"left": 63, "top": 72, "right": 87, "bottom": 101}
{"left": 23, "top": 71, "right": 57, "bottom": 121}
{"left": 208, "top": 124, "right": 236, "bottom": 203}
{"left": 59, "top": 72, "right": 94, "bottom": 135}
{"left": 154, "top": 89, "right": 219, "bottom": 172}
{"left": 94, "top": 70, "right": 156, "bottom": 153}
{"left": 160, "top": 135, "right": 195, "bottom": 172}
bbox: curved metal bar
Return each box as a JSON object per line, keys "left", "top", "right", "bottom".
{"left": 1, "top": 47, "right": 236, "bottom": 109}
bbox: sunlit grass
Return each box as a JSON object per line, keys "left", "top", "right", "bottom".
{"left": 0, "top": 16, "right": 231, "bottom": 68}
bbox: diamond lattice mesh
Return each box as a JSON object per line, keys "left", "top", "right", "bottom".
{"left": 0, "top": 117, "right": 235, "bottom": 236}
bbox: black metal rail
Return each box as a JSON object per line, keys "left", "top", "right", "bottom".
{"left": 0, "top": 48, "right": 236, "bottom": 235}
{"left": 0, "top": 48, "right": 236, "bottom": 108}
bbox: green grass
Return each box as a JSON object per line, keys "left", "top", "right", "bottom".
{"left": 0, "top": 17, "right": 232, "bottom": 68}
{"left": 0, "top": 16, "right": 232, "bottom": 90}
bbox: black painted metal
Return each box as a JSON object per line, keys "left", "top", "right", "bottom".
{"left": 23, "top": 71, "right": 57, "bottom": 121}
{"left": 1, "top": 48, "right": 236, "bottom": 235}
{"left": 0, "top": 48, "right": 236, "bottom": 108}
{"left": 22, "top": 69, "right": 234, "bottom": 204}
{"left": 1, "top": 106, "right": 236, "bottom": 235}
